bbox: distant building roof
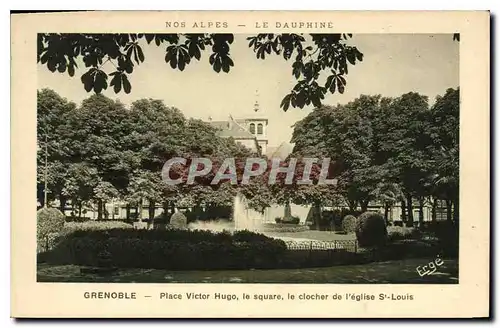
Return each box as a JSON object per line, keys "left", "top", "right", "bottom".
{"left": 266, "top": 142, "right": 295, "bottom": 159}
{"left": 209, "top": 118, "right": 256, "bottom": 140}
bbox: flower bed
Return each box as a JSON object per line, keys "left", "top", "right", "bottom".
{"left": 261, "top": 223, "right": 310, "bottom": 233}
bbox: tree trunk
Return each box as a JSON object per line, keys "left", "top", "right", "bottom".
{"left": 39, "top": 193, "right": 45, "bottom": 209}
{"left": 347, "top": 199, "right": 357, "bottom": 213}
{"left": 138, "top": 198, "right": 143, "bottom": 221}
{"left": 418, "top": 197, "right": 425, "bottom": 227}
{"left": 314, "top": 202, "right": 322, "bottom": 231}
{"left": 400, "top": 200, "right": 407, "bottom": 222}
{"left": 126, "top": 204, "right": 130, "bottom": 220}
{"left": 431, "top": 198, "right": 437, "bottom": 222}
{"left": 78, "top": 203, "right": 82, "bottom": 218}
{"left": 147, "top": 200, "right": 155, "bottom": 229}
{"left": 360, "top": 200, "right": 369, "bottom": 213}
{"left": 148, "top": 200, "right": 155, "bottom": 220}
{"left": 384, "top": 205, "right": 390, "bottom": 225}
{"left": 97, "top": 199, "right": 103, "bottom": 220}
{"left": 162, "top": 201, "right": 169, "bottom": 218}
{"left": 59, "top": 195, "right": 67, "bottom": 214}
{"left": 446, "top": 199, "right": 452, "bottom": 221}
{"left": 170, "top": 202, "right": 176, "bottom": 216}
{"left": 406, "top": 194, "right": 414, "bottom": 227}
{"left": 452, "top": 195, "right": 459, "bottom": 223}
{"left": 197, "top": 204, "right": 204, "bottom": 221}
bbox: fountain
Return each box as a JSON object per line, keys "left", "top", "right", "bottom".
{"left": 233, "top": 193, "right": 265, "bottom": 231}
{"left": 186, "top": 194, "right": 317, "bottom": 250}
{"left": 187, "top": 194, "right": 265, "bottom": 232}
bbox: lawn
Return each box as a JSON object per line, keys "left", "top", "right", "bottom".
{"left": 37, "top": 258, "right": 458, "bottom": 284}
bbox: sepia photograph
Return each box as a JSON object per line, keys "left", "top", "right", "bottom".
{"left": 10, "top": 10, "right": 490, "bottom": 318}
{"left": 35, "top": 32, "right": 460, "bottom": 284}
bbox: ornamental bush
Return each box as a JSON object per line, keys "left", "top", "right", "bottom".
{"left": 341, "top": 215, "right": 358, "bottom": 234}
{"left": 37, "top": 207, "right": 65, "bottom": 252}
{"left": 355, "top": 212, "right": 388, "bottom": 248}
{"left": 280, "top": 215, "right": 301, "bottom": 225}
{"left": 169, "top": 211, "right": 188, "bottom": 229}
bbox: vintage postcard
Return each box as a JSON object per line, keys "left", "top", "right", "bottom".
{"left": 11, "top": 11, "right": 490, "bottom": 318}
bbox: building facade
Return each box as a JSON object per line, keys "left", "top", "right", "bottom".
{"left": 208, "top": 99, "right": 268, "bottom": 155}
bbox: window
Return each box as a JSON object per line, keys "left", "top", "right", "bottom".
{"left": 249, "top": 123, "right": 255, "bottom": 134}
{"left": 257, "top": 123, "right": 263, "bottom": 135}
{"left": 114, "top": 206, "right": 119, "bottom": 216}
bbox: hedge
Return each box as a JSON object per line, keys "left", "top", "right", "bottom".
{"left": 62, "top": 220, "right": 134, "bottom": 234}
{"left": 42, "top": 229, "right": 288, "bottom": 270}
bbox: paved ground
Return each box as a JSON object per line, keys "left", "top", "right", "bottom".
{"left": 37, "top": 258, "right": 458, "bottom": 284}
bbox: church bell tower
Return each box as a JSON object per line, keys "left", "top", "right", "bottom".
{"left": 246, "top": 90, "right": 268, "bottom": 155}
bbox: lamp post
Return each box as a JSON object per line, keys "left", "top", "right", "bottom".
{"left": 43, "top": 133, "right": 48, "bottom": 208}
{"left": 39, "top": 127, "right": 49, "bottom": 208}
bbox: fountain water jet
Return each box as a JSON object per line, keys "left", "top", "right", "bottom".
{"left": 186, "top": 193, "right": 266, "bottom": 232}
{"left": 233, "top": 193, "right": 265, "bottom": 231}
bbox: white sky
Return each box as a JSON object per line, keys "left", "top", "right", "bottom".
{"left": 38, "top": 34, "right": 459, "bottom": 148}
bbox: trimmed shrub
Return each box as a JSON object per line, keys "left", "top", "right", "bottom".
{"left": 341, "top": 215, "right": 358, "bottom": 234}
{"left": 170, "top": 211, "right": 188, "bottom": 229}
{"left": 281, "top": 215, "right": 300, "bottom": 225}
{"left": 37, "top": 207, "right": 65, "bottom": 252}
{"left": 43, "top": 229, "right": 287, "bottom": 270}
{"left": 355, "top": 212, "right": 388, "bottom": 248}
